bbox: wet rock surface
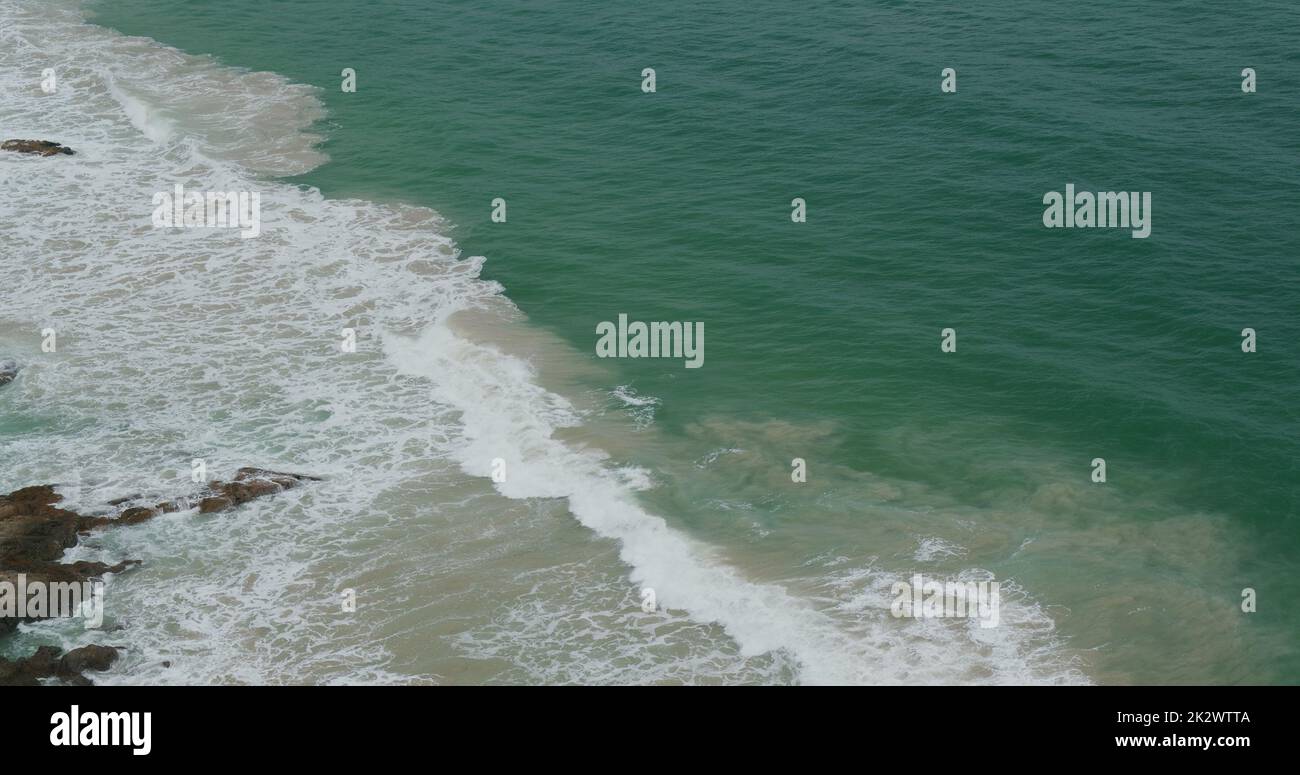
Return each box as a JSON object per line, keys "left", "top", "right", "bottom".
{"left": 1, "top": 139, "right": 75, "bottom": 156}
{"left": 0, "top": 468, "right": 319, "bottom": 683}
{"left": 0, "top": 644, "right": 120, "bottom": 686}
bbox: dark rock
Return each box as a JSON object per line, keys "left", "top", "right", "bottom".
{"left": 0, "top": 645, "right": 62, "bottom": 686}
{"left": 116, "top": 506, "right": 158, "bottom": 524}
{"left": 70, "top": 468, "right": 317, "bottom": 525}
{"left": 0, "top": 485, "right": 81, "bottom": 569}
{"left": 0, "top": 360, "right": 17, "bottom": 387}
{"left": 194, "top": 468, "right": 320, "bottom": 515}
{"left": 59, "top": 644, "right": 119, "bottom": 674}
{"left": 0, "top": 644, "right": 118, "bottom": 686}
{"left": 2, "top": 468, "right": 319, "bottom": 659}
{"left": 1, "top": 139, "right": 75, "bottom": 156}
{"left": 198, "top": 496, "right": 233, "bottom": 514}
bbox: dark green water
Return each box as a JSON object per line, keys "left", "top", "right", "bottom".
{"left": 84, "top": 0, "right": 1300, "bottom": 682}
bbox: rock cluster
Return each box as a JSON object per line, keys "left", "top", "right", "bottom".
{"left": 0, "top": 468, "right": 319, "bottom": 684}
{"left": 0, "top": 644, "right": 119, "bottom": 686}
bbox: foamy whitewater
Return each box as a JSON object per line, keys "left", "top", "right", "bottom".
{"left": 0, "top": 0, "right": 1086, "bottom": 684}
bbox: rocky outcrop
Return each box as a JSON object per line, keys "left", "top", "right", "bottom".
{"left": 0, "top": 483, "right": 142, "bottom": 641}
{"left": 56, "top": 643, "right": 119, "bottom": 677}
{"left": 0, "top": 485, "right": 84, "bottom": 573}
{"left": 0, "top": 644, "right": 119, "bottom": 686}
{"left": 0, "top": 360, "right": 17, "bottom": 387}
{"left": 75, "top": 468, "right": 322, "bottom": 529}
{"left": 0, "top": 485, "right": 138, "bottom": 575}
{"left": 1, "top": 467, "right": 320, "bottom": 681}
{"left": 1, "top": 139, "right": 75, "bottom": 156}
{"left": 200, "top": 467, "right": 320, "bottom": 513}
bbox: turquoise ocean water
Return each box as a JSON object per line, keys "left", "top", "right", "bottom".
{"left": 2, "top": 0, "right": 1296, "bottom": 683}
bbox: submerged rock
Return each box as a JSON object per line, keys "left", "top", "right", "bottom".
{"left": 1, "top": 139, "right": 75, "bottom": 156}
{"left": 197, "top": 467, "right": 321, "bottom": 514}
{"left": 0, "top": 360, "right": 17, "bottom": 386}
{"left": 75, "top": 467, "right": 323, "bottom": 527}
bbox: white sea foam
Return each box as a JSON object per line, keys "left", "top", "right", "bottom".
{"left": 913, "top": 535, "right": 967, "bottom": 562}
{"left": 609, "top": 384, "right": 659, "bottom": 429}
{"left": 385, "top": 324, "right": 1088, "bottom": 684}
{"left": 0, "top": 0, "right": 1087, "bottom": 684}
{"left": 1, "top": 0, "right": 480, "bottom": 682}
